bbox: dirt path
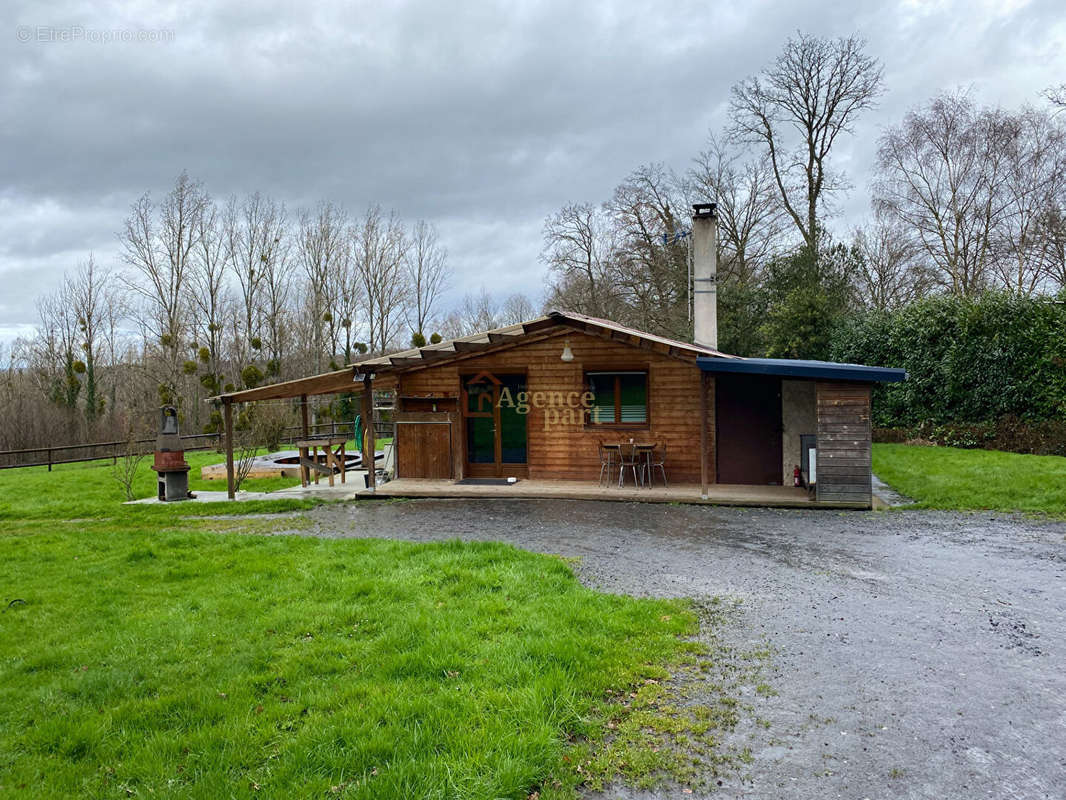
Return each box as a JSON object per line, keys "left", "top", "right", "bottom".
{"left": 300, "top": 499, "right": 1066, "bottom": 799}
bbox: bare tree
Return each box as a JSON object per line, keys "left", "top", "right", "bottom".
{"left": 603, "top": 162, "right": 691, "bottom": 337}
{"left": 993, "top": 107, "right": 1066, "bottom": 295}
{"left": 298, "top": 202, "right": 349, "bottom": 371}
{"left": 540, "top": 203, "right": 616, "bottom": 317}
{"left": 100, "top": 278, "right": 128, "bottom": 423}
{"left": 852, "top": 221, "right": 932, "bottom": 310}
{"left": 121, "top": 172, "right": 209, "bottom": 400}
{"left": 352, "top": 206, "right": 408, "bottom": 353}
{"left": 688, "top": 133, "right": 785, "bottom": 285}
{"left": 258, "top": 219, "right": 293, "bottom": 377}
{"left": 404, "top": 219, "right": 451, "bottom": 339}
{"left": 1040, "top": 204, "right": 1066, "bottom": 290}
{"left": 111, "top": 416, "right": 149, "bottom": 501}
{"left": 66, "top": 255, "right": 113, "bottom": 427}
{"left": 1046, "top": 84, "right": 1066, "bottom": 111}
{"left": 499, "top": 292, "right": 537, "bottom": 324}
{"left": 32, "top": 286, "right": 82, "bottom": 421}
{"left": 439, "top": 289, "right": 500, "bottom": 338}
{"left": 876, "top": 92, "right": 1024, "bottom": 296}
{"left": 190, "top": 200, "right": 230, "bottom": 395}
{"left": 729, "top": 32, "right": 883, "bottom": 250}
{"left": 233, "top": 433, "right": 258, "bottom": 493}
{"left": 224, "top": 192, "right": 286, "bottom": 369}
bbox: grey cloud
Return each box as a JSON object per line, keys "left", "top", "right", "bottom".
{"left": 2, "top": 0, "right": 1064, "bottom": 338}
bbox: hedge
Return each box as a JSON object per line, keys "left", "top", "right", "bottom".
{"left": 830, "top": 293, "right": 1066, "bottom": 427}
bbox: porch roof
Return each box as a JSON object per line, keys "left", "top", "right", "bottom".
{"left": 696, "top": 356, "right": 906, "bottom": 383}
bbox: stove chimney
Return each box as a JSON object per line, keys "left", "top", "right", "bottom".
{"left": 691, "top": 203, "right": 718, "bottom": 350}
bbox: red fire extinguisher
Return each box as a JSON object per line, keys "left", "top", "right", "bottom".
{"left": 793, "top": 465, "right": 802, "bottom": 487}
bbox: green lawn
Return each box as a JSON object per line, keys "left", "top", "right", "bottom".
{"left": 873, "top": 442, "right": 1066, "bottom": 514}
{"left": 0, "top": 450, "right": 310, "bottom": 521}
{"left": 0, "top": 452, "right": 715, "bottom": 798}
{"left": 0, "top": 441, "right": 397, "bottom": 521}
{"left": 0, "top": 523, "right": 694, "bottom": 799}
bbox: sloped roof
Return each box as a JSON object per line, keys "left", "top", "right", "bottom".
{"left": 350, "top": 310, "right": 728, "bottom": 371}
{"left": 208, "top": 311, "right": 732, "bottom": 403}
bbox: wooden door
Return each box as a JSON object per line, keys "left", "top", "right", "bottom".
{"left": 396, "top": 421, "right": 452, "bottom": 478}
{"left": 716, "top": 374, "right": 783, "bottom": 485}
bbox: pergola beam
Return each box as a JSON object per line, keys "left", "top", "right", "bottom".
{"left": 451, "top": 340, "right": 490, "bottom": 353}
{"left": 206, "top": 367, "right": 364, "bottom": 404}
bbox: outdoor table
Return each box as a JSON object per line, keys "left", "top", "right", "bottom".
{"left": 296, "top": 437, "right": 347, "bottom": 487}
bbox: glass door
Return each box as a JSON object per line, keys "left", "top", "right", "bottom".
{"left": 463, "top": 374, "right": 527, "bottom": 477}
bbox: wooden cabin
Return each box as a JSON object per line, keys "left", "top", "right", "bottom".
{"left": 209, "top": 204, "right": 904, "bottom": 508}
{"left": 209, "top": 311, "right": 905, "bottom": 508}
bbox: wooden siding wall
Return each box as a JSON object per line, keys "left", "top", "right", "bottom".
{"left": 815, "top": 382, "right": 872, "bottom": 505}
{"left": 396, "top": 330, "right": 714, "bottom": 483}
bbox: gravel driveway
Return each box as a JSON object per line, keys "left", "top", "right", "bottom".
{"left": 301, "top": 499, "right": 1066, "bottom": 800}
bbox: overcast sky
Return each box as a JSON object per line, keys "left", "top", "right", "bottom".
{"left": 3, "top": 0, "right": 1064, "bottom": 345}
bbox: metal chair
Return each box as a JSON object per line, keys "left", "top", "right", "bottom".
{"left": 617, "top": 443, "right": 642, "bottom": 488}
{"left": 644, "top": 443, "right": 667, "bottom": 487}
{"left": 634, "top": 443, "right": 656, "bottom": 488}
{"left": 598, "top": 442, "right": 619, "bottom": 486}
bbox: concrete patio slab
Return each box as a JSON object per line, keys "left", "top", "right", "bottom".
{"left": 372, "top": 478, "right": 868, "bottom": 509}
{"left": 125, "top": 469, "right": 372, "bottom": 504}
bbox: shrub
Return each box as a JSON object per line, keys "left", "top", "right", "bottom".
{"left": 873, "top": 415, "right": 1066, "bottom": 457}
{"left": 240, "top": 364, "right": 264, "bottom": 389}
{"left": 832, "top": 293, "right": 1066, "bottom": 427}
{"left": 252, "top": 402, "right": 293, "bottom": 451}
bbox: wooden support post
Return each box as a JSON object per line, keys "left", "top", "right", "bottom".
{"left": 300, "top": 394, "right": 310, "bottom": 485}
{"left": 361, "top": 374, "right": 375, "bottom": 490}
{"left": 699, "top": 371, "right": 709, "bottom": 499}
{"left": 224, "top": 399, "right": 235, "bottom": 500}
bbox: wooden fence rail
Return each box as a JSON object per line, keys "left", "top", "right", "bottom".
{"left": 0, "top": 433, "right": 222, "bottom": 471}
{"left": 0, "top": 420, "right": 392, "bottom": 471}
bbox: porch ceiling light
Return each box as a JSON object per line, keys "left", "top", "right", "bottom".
{"left": 560, "top": 339, "right": 574, "bottom": 362}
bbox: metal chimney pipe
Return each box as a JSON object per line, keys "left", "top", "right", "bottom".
{"left": 691, "top": 203, "right": 718, "bottom": 350}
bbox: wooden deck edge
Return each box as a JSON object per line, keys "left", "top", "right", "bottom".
{"left": 364, "top": 485, "right": 870, "bottom": 510}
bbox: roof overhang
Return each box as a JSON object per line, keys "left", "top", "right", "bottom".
{"left": 697, "top": 356, "right": 906, "bottom": 383}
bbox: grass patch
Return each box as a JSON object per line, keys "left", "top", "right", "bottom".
{"left": 545, "top": 600, "right": 767, "bottom": 796}
{"left": 873, "top": 442, "right": 1066, "bottom": 515}
{"left": 0, "top": 440, "right": 388, "bottom": 522}
{"left": 0, "top": 523, "right": 698, "bottom": 798}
